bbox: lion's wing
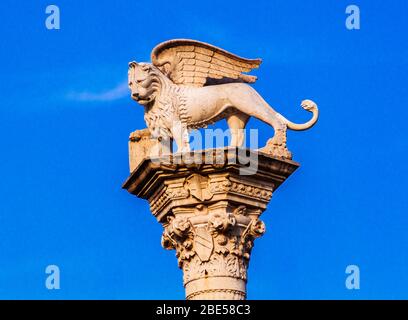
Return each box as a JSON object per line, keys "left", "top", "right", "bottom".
{"left": 151, "top": 39, "right": 262, "bottom": 87}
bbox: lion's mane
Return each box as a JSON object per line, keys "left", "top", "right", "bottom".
{"left": 142, "top": 66, "right": 189, "bottom": 140}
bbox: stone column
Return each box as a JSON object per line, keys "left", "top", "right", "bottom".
{"left": 123, "top": 148, "right": 299, "bottom": 300}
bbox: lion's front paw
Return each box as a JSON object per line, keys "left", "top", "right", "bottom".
{"left": 301, "top": 99, "right": 317, "bottom": 111}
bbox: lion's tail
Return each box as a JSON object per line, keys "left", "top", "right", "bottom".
{"left": 280, "top": 100, "right": 319, "bottom": 131}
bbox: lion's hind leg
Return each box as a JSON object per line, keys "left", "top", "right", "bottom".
{"left": 226, "top": 112, "right": 249, "bottom": 147}
{"left": 260, "top": 124, "right": 292, "bottom": 159}
{"left": 228, "top": 86, "right": 293, "bottom": 159}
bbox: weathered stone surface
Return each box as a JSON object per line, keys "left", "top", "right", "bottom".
{"left": 123, "top": 148, "right": 299, "bottom": 299}
{"left": 128, "top": 39, "right": 319, "bottom": 159}
{"left": 123, "top": 39, "right": 319, "bottom": 300}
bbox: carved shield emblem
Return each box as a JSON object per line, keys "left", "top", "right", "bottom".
{"left": 194, "top": 226, "right": 214, "bottom": 262}
{"left": 184, "top": 174, "right": 213, "bottom": 201}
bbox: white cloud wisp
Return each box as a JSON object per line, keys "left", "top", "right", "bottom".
{"left": 67, "top": 81, "right": 129, "bottom": 102}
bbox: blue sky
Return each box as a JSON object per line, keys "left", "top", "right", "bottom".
{"left": 0, "top": 0, "right": 407, "bottom": 299}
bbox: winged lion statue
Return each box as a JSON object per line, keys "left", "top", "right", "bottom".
{"left": 128, "top": 39, "right": 318, "bottom": 160}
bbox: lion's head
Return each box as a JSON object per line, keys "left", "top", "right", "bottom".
{"left": 128, "top": 62, "right": 163, "bottom": 106}
{"left": 128, "top": 61, "right": 183, "bottom": 141}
